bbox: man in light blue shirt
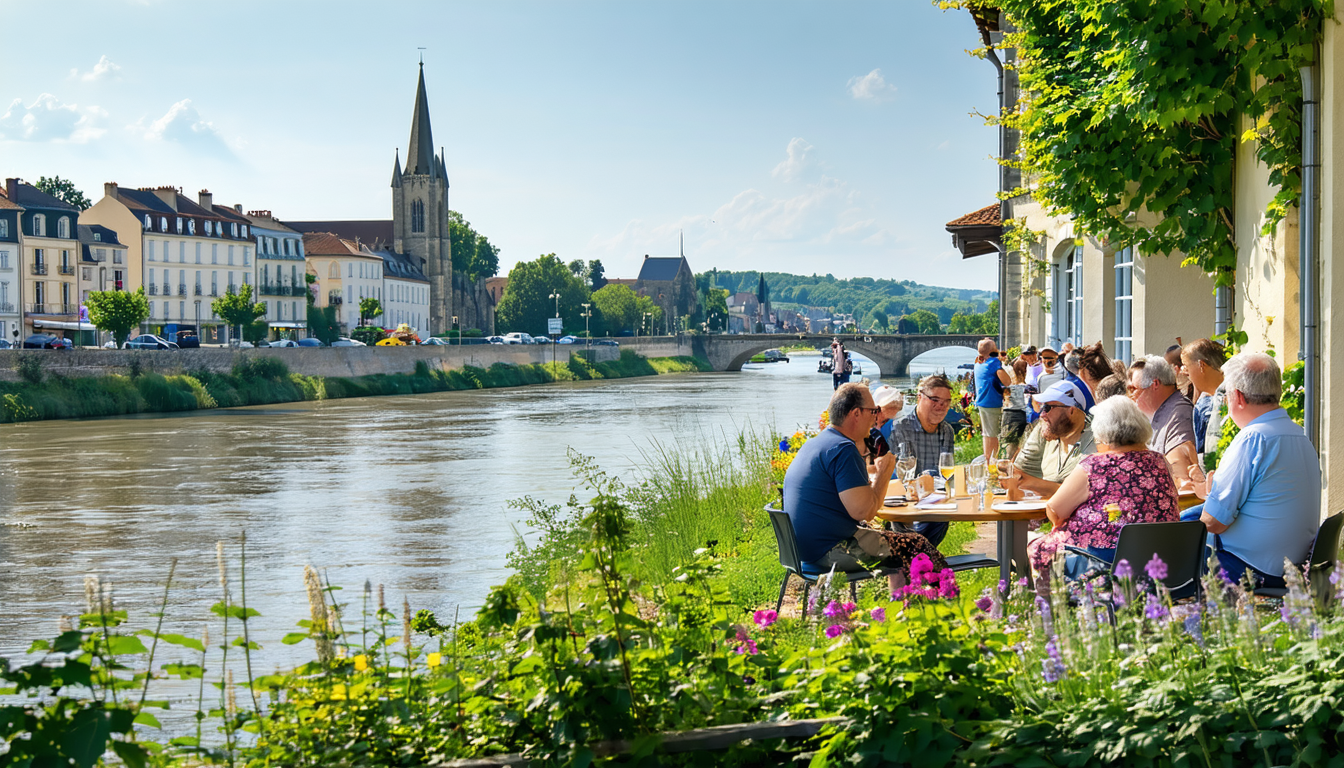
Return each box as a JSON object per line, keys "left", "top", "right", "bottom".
{"left": 1186, "top": 352, "right": 1319, "bottom": 589}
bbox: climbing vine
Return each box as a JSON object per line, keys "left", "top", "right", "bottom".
{"left": 944, "top": 0, "right": 1332, "bottom": 287}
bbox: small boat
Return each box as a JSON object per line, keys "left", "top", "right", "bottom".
{"left": 852, "top": 362, "right": 863, "bottom": 375}
{"left": 818, "top": 358, "right": 834, "bottom": 374}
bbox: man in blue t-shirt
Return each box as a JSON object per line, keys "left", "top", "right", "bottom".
{"left": 973, "top": 338, "right": 1011, "bottom": 460}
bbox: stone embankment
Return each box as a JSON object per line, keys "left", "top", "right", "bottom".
{"left": 0, "top": 344, "right": 620, "bottom": 382}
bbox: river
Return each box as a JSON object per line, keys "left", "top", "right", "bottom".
{"left": 0, "top": 345, "right": 975, "bottom": 668}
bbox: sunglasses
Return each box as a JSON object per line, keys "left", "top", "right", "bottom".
{"left": 1041, "top": 356, "right": 1058, "bottom": 363}
{"left": 858, "top": 407, "right": 881, "bottom": 416}
{"left": 1040, "top": 403, "right": 1070, "bottom": 414}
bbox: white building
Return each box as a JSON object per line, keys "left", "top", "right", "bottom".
{"left": 302, "top": 231, "right": 382, "bottom": 332}
{"left": 245, "top": 210, "right": 308, "bottom": 339}
{"left": 375, "top": 247, "right": 431, "bottom": 332}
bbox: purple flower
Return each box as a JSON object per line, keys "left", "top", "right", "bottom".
{"left": 910, "top": 554, "right": 936, "bottom": 585}
{"left": 870, "top": 606, "right": 886, "bottom": 623}
{"left": 733, "top": 626, "right": 758, "bottom": 655}
{"left": 1017, "top": 577, "right": 1029, "bottom": 589}
{"left": 842, "top": 601, "right": 857, "bottom": 615}
{"left": 1041, "top": 637, "right": 1067, "bottom": 683}
{"left": 1145, "top": 554, "right": 1168, "bottom": 581}
{"left": 1144, "top": 594, "right": 1170, "bottom": 624}
{"left": 975, "top": 594, "right": 994, "bottom": 613}
{"left": 825, "top": 623, "right": 846, "bottom": 639}
{"left": 823, "top": 600, "right": 845, "bottom": 619}
{"left": 998, "top": 579, "right": 1009, "bottom": 595}
{"left": 937, "top": 569, "right": 959, "bottom": 599}
{"left": 753, "top": 609, "right": 777, "bottom": 628}
{"left": 1114, "top": 559, "right": 1133, "bottom": 579}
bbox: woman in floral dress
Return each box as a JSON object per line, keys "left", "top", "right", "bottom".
{"left": 1029, "top": 396, "right": 1179, "bottom": 578}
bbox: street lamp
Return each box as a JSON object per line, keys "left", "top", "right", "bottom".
{"left": 548, "top": 291, "right": 560, "bottom": 317}
{"left": 452, "top": 315, "right": 458, "bottom": 345}
{"left": 581, "top": 303, "right": 592, "bottom": 349}
{"left": 194, "top": 299, "right": 201, "bottom": 344}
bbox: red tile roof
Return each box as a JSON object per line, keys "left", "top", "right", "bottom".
{"left": 946, "top": 204, "right": 1001, "bottom": 228}
{"left": 0, "top": 190, "right": 22, "bottom": 210}
{"left": 301, "top": 231, "right": 363, "bottom": 256}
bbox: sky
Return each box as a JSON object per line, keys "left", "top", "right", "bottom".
{"left": 0, "top": 1, "right": 1002, "bottom": 290}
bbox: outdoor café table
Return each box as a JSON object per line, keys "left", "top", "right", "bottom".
{"left": 1177, "top": 488, "right": 1200, "bottom": 512}
{"left": 875, "top": 499, "right": 1048, "bottom": 587}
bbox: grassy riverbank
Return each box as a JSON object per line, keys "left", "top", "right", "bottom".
{"left": 0, "top": 349, "right": 711, "bottom": 423}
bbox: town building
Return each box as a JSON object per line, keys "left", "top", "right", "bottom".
{"left": 376, "top": 247, "right": 431, "bottom": 330}
{"left": 288, "top": 64, "right": 495, "bottom": 336}
{"left": 6, "top": 179, "right": 82, "bottom": 339}
{"left": 634, "top": 254, "right": 697, "bottom": 332}
{"left": 0, "top": 189, "right": 22, "bottom": 344}
{"left": 302, "top": 232, "right": 384, "bottom": 332}
{"left": 244, "top": 209, "right": 308, "bottom": 340}
{"left": 82, "top": 185, "right": 255, "bottom": 343}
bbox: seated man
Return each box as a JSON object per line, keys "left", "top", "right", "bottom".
{"left": 888, "top": 374, "right": 958, "bottom": 546}
{"left": 1128, "top": 356, "right": 1198, "bottom": 489}
{"left": 1012, "top": 381, "right": 1097, "bottom": 496}
{"left": 1185, "top": 352, "right": 1320, "bottom": 588}
{"left": 783, "top": 383, "right": 947, "bottom": 590}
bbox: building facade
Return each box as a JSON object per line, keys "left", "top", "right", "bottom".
{"left": 302, "top": 232, "right": 383, "bottom": 332}
{"left": 0, "top": 189, "right": 22, "bottom": 344}
{"left": 246, "top": 210, "right": 308, "bottom": 339}
{"left": 6, "top": 180, "right": 82, "bottom": 339}
{"left": 377, "top": 248, "right": 431, "bottom": 330}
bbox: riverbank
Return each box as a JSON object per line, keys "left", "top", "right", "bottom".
{"left": 0, "top": 349, "right": 711, "bottom": 423}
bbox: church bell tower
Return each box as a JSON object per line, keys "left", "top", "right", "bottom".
{"left": 391, "top": 62, "right": 451, "bottom": 334}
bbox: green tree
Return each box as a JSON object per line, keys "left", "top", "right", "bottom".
{"left": 34, "top": 175, "right": 91, "bottom": 210}
{"left": 308, "top": 305, "right": 342, "bottom": 345}
{"left": 634, "top": 294, "right": 664, "bottom": 335}
{"left": 700, "top": 288, "right": 729, "bottom": 331}
{"left": 898, "top": 309, "right": 942, "bottom": 335}
{"left": 568, "top": 259, "right": 587, "bottom": 278}
{"left": 590, "top": 283, "right": 639, "bottom": 335}
{"left": 85, "top": 288, "right": 149, "bottom": 347}
{"left": 212, "top": 284, "right": 267, "bottom": 344}
{"left": 588, "top": 259, "right": 607, "bottom": 291}
{"left": 359, "top": 297, "right": 383, "bottom": 326}
{"left": 449, "top": 211, "right": 501, "bottom": 281}
{"left": 494, "top": 254, "right": 590, "bottom": 335}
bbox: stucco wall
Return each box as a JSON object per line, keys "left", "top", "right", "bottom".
{"left": 0, "top": 343, "right": 620, "bottom": 382}
{"left": 1317, "top": 10, "right": 1344, "bottom": 517}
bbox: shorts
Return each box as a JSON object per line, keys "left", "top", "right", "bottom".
{"left": 978, "top": 406, "right": 1003, "bottom": 436}
{"left": 999, "top": 408, "right": 1027, "bottom": 444}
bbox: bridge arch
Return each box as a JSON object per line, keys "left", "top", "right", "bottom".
{"left": 686, "top": 334, "right": 990, "bottom": 373}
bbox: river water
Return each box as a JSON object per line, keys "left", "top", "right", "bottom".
{"left": 0, "top": 346, "right": 975, "bottom": 668}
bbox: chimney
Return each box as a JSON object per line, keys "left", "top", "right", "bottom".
{"left": 234, "top": 203, "right": 242, "bottom": 213}
{"left": 5, "top": 178, "right": 17, "bottom": 203}
{"left": 150, "top": 187, "right": 178, "bottom": 209}
{"left": 198, "top": 189, "right": 213, "bottom": 210}
{"left": 103, "top": 182, "right": 119, "bottom": 200}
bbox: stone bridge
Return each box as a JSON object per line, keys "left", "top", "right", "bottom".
{"left": 621, "top": 333, "right": 988, "bottom": 374}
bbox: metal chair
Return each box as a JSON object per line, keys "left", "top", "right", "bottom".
{"left": 765, "top": 504, "right": 997, "bottom": 614}
{"left": 1254, "top": 512, "right": 1344, "bottom": 608}
{"left": 1066, "top": 520, "right": 1208, "bottom": 604}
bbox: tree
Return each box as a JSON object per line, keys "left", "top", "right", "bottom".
{"left": 359, "top": 297, "right": 383, "bottom": 326}
{"left": 494, "top": 254, "right": 590, "bottom": 335}
{"left": 700, "top": 288, "right": 729, "bottom": 331}
{"left": 212, "top": 284, "right": 267, "bottom": 343}
{"left": 634, "top": 294, "right": 664, "bottom": 335}
{"left": 590, "top": 284, "right": 639, "bottom": 335}
{"left": 35, "top": 176, "right": 91, "bottom": 210}
{"left": 568, "top": 259, "right": 587, "bottom": 279}
{"left": 86, "top": 288, "right": 149, "bottom": 347}
{"left": 449, "top": 210, "right": 501, "bottom": 281}
{"left": 308, "top": 305, "right": 342, "bottom": 345}
{"left": 588, "top": 260, "right": 607, "bottom": 291}
{"left": 898, "top": 309, "right": 942, "bottom": 335}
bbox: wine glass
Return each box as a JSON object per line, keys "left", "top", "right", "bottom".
{"left": 967, "top": 460, "right": 987, "bottom": 509}
{"left": 996, "top": 446, "right": 1017, "bottom": 483}
{"left": 896, "top": 444, "right": 917, "bottom": 488}
{"left": 938, "top": 452, "right": 956, "bottom": 494}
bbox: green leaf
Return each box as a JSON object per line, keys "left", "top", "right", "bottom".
{"left": 112, "top": 740, "right": 149, "bottom": 768}
{"left": 141, "top": 631, "right": 205, "bottom": 653}
{"left": 105, "top": 636, "right": 149, "bottom": 656}
{"left": 281, "top": 632, "right": 309, "bottom": 646}
{"left": 133, "top": 711, "right": 162, "bottom": 729}
{"left": 62, "top": 709, "right": 113, "bottom": 768}
{"left": 231, "top": 638, "right": 262, "bottom": 651}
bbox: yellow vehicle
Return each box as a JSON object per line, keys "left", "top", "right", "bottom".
{"left": 375, "top": 337, "right": 406, "bottom": 346}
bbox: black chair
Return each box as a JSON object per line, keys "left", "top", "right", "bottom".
{"left": 1066, "top": 520, "right": 1208, "bottom": 604}
{"left": 765, "top": 504, "right": 998, "bottom": 614}
{"left": 1255, "top": 512, "right": 1344, "bottom": 607}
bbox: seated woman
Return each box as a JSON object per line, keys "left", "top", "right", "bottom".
{"left": 1028, "top": 395, "right": 1180, "bottom": 579}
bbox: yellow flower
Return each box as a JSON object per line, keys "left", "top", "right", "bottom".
{"left": 427, "top": 652, "right": 442, "bottom": 668}
{"left": 354, "top": 654, "right": 368, "bottom": 671}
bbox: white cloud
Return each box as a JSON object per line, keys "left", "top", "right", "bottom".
{"left": 771, "top": 137, "right": 813, "bottom": 182}
{"left": 134, "top": 99, "right": 234, "bottom": 157}
{"left": 847, "top": 68, "right": 897, "bottom": 101}
{"left": 70, "top": 55, "right": 122, "bottom": 82}
{"left": 0, "top": 94, "right": 107, "bottom": 142}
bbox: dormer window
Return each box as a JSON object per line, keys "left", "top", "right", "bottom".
{"left": 241, "top": 225, "right": 248, "bottom": 238}
{"left": 204, "top": 221, "right": 212, "bottom": 236}
{"left": 32, "top": 214, "right": 45, "bottom": 237}
{"left": 57, "top": 217, "right": 70, "bottom": 239}
{"left": 176, "top": 218, "right": 184, "bottom": 234}
{"left": 188, "top": 219, "right": 195, "bottom": 235}
{"left": 159, "top": 217, "right": 168, "bottom": 232}
{"left": 93, "top": 232, "right": 102, "bottom": 241}
{"left": 143, "top": 214, "right": 152, "bottom": 230}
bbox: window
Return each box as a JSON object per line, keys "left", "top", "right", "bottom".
{"left": 263, "top": 265, "right": 270, "bottom": 284}
{"left": 329, "top": 262, "right": 339, "bottom": 279}
{"left": 228, "top": 245, "right": 235, "bottom": 266}
{"left": 212, "top": 244, "right": 218, "bottom": 264}
{"left": 204, "top": 221, "right": 212, "bottom": 236}
{"left": 231, "top": 223, "right": 238, "bottom": 238}
{"left": 159, "top": 217, "right": 168, "bottom": 232}
{"left": 33, "top": 214, "right": 45, "bottom": 237}
{"left": 1113, "top": 246, "right": 1134, "bottom": 364}
{"left": 0, "top": 250, "right": 7, "bottom": 269}
{"left": 411, "top": 199, "right": 425, "bottom": 233}
{"left": 114, "top": 250, "right": 124, "bottom": 265}
{"left": 1052, "top": 244, "right": 1084, "bottom": 348}
{"left": 148, "top": 240, "right": 156, "bottom": 261}
{"left": 62, "top": 282, "right": 70, "bottom": 307}
{"left": 114, "top": 269, "right": 123, "bottom": 290}
{"left": 179, "top": 301, "right": 184, "bottom": 320}
{"left": 241, "top": 225, "right": 248, "bottom": 238}
{"left": 188, "top": 219, "right": 196, "bottom": 235}
{"left": 144, "top": 214, "right": 152, "bottom": 230}
{"left": 61, "top": 250, "right": 70, "bottom": 268}
{"left": 195, "top": 243, "right": 201, "bottom": 263}
{"left": 176, "top": 218, "right": 184, "bottom": 234}
{"left": 348, "top": 263, "right": 353, "bottom": 278}
{"left": 180, "top": 241, "right": 186, "bottom": 262}
{"left": 0, "top": 219, "right": 7, "bottom": 238}
{"left": 211, "top": 271, "right": 218, "bottom": 294}
{"left": 93, "top": 231, "right": 101, "bottom": 242}
{"left": 149, "top": 300, "right": 155, "bottom": 318}
{"left": 57, "top": 217, "right": 70, "bottom": 239}
{"left": 243, "top": 246, "right": 250, "bottom": 266}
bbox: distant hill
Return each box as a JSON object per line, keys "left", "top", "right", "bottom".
{"left": 700, "top": 270, "right": 998, "bottom": 329}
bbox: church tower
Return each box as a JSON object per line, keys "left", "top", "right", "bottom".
{"left": 392, "top": 63, "right": 452, "bottom": 334}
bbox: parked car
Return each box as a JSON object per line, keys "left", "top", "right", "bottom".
{"left": 331, "top": 337, "right": 367, "bottom": 347}
{"left": 501, "top": 332, "right": 528, "bottom": 345}
{"left": 421, "top": 337, "right": 452, "bottom": 346}
{"left": 486, "top": 335, "right": 506, "bottom": 345}
{"left": 174, "top": 332, "right": 201, "bottom": 349}
{"left": 594, "top": 339, "right": 620, "bottom": 347}
{"left": 268, "top": 339, "right": 300, "bottom": 348}
{"left": 125, "top": 334, "right": 178, "bottom": 350}
{"left": 23, "top": 334, "right": 70, "bottom": 349}
{"left": 0, "top": 339, "right": 13, "bottom": 350}
{"left": 297, "top": 337, "right": 324, "bottom": 347}
{"left": 557, "top": 335, "right": 579, "bottom": 344}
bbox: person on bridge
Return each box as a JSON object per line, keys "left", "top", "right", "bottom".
{"left": 783, "top": 383, "right": 948, "bottom": 592}
{"left": 888, "top": 374, "right": 956, "bottom": 547}
{"left": 974, "top": 338, "right": 1012, "bottom": 461}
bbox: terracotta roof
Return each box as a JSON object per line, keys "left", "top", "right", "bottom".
{"left": 286, "top": 219, "right": 394, "bottom": 248}
{"left": 301, "top": 231, "right": 378, "bottom": 258}
{"left": 0, "top": 190, "right": 22, "bottom": 210}
{"left": 946, "top": 204, "right": 1001, "bottom": 228}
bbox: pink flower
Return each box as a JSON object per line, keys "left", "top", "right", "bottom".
{"left": 825, "top": 624, "right": 846, "bottom": 638}
{"left": 909, "top": 553, "right": 936, "bottom": 585}
{"left": 842, "top": 601, "right": 857, "bottom": 615}
{"left": 975, "top": 595, "right": 993, "bottom": 612}
{"left": 937, "top": 569, "right": 959, "bottom": 599}
{"left": 870, "top": 606, "right": 886, "bottom": 622}
{"left": 753, "top": 609, "right": 777, "bottom": 628}
{"left": 823, "top": 600, "right": 845, "bottom": 619}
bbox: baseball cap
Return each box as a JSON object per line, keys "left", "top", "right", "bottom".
{"left": 872, "top": 385, "right": 904, "bottom": 409}
{"left": 1032, "top": 381, "right": 1087, "bottom": 411}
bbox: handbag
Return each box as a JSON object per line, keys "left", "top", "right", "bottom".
{"left": 853, "top": 526, "right": 892, "bottom": 559}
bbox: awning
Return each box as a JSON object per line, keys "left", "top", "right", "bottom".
{"left": 32, "top": 319, "right": 97, "bottom": 331}
{"left": 268, "top": 322, "right": 307, "bottom": 328}
{"left": 946, "top": 203, "right": 1003, "bottom": 259}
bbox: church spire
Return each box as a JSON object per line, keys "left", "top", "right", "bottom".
{"left": 405, "top": 63, "right": 436, "bottom": 176}
{"left": 391, "top": 148, "right": 402, "bottom": 188}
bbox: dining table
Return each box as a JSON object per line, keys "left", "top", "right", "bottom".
{"left": 875, "top": 496, "right": 1048, "bottom": 587}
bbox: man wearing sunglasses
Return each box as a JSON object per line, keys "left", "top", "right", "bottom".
{"left": 888, "top": 374, "right": 957, "bottom": 546}
{"left": 1013, "top": 381, "right": 1097, "bottom": 496}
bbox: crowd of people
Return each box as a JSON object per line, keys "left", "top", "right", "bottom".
{"left": 782, "top": 335, "right": 1322, "bottom": 593}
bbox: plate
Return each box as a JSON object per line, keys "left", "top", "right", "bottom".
{"left": 884, "top": 495, "right": 909, "bottom": 505}
{"left": 914, "top": 502, "right": 957, "bottom": 511}
{"left": 992, "top": 500, "right": 1047, "bottom": 512}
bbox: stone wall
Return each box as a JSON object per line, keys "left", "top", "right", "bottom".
{"left": 0, "top": 343, "right": 620, "bottom": 382}
{"left": 452, "top": 272, "right": 496, "bottom": 335}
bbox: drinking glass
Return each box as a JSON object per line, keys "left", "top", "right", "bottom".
{"left": 938, "top": 452, "right": 956, "bottom": 493}
{"left": 967, "top": 461, "right": 987, "bottom": 509}
{"left": 896, "top": 444, "right": 917, "bottom": 486}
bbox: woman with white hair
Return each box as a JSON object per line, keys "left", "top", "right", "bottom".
{"left": 1028, "top": 395, "right": 1180, "bottom": 578}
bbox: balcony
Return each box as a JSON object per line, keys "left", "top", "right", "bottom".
{"left": 178, "top": 283, "right": 188, "bottom": 296}
{"left": 58, "top": 264, "right": 75, "bottom": 275}
{"left": 329, "top": 295, "right": 344, "bottom": 306}
{"left": 194, "top": 285, "right": 203, "bottom": 296}
{"left": 26, "top": 303, "right": 77, "bottom": 316}
{"left": 259, "top": 283, "right": 282, "bottom": 296}
{"left": 0, "top": 303, "right": 14, "bottom": 313}
{"left": 211, "top": 287, "right": 219, "bottom": 297}
{"left": 148, "top": 283, "right": 158, "bottom": 295}
{"left": 31, "top": 263, "right": 47, "bottom": 276}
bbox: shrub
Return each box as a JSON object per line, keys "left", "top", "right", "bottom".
{"left": 15, "top": 354, "right": 43, "bottom": 384}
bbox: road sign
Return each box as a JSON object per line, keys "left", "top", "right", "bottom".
{"left": 547, "top": 317, "right": 563, "bottom": 335}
